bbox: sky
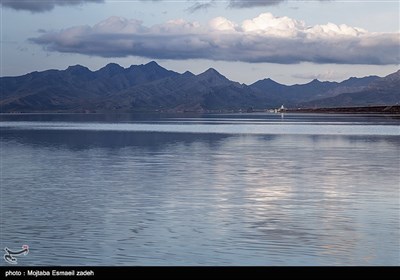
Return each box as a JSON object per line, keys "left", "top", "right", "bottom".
{"left": 0, "top": 0, "right": 399, "bottom": 85}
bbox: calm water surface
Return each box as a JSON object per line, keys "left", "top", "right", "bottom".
{"left": 0, "top": 113, "right": 399, "bottom": 265}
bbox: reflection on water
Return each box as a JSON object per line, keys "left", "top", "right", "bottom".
{"left": 0, "top": 113, "right": 399, "bottom": 266}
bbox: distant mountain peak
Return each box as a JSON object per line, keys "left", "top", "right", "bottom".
{"left": 66, "top": 64, "right": 89, "bottom": 71}
{"left": 203, "top": 68, "right": 219, "bottom": 74}
{"left": 100, "top": 63, "right": 124, "bottom": 71}
{"left": 142, "top": 61, "right": 164, "bottom": 70}
{"left": 127, "top": 61, "right": 168, "bottom": 73}
{"left": 199, "top": 68, "right": 227, "bottom": 78}
{"left": 261, "top": 78, "right": 281, "bottom": 85}
{"left": 105, "top": 62, "right": 123, "bottom": 68}
{"left": 182, "top": 71, "right": 195, "bottom": 77}
{"left": 310, "top": 78, "right": 321, "bottom": 83}
{"left": 96, "top": 63, "right": 124, "bottom": 77}
{"left": 191, "top": 68, "right": 234, "bottom": 88}
{"left": 145, "top": 61, "right": 159, "bottom": 67}
{"left": 65, "top": 64, "right": 91, "bottom": 76}
{"left": 249, "top": 77, "right": 286, "bottom": 93}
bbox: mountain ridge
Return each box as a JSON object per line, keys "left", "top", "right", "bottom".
{"left": 1, "top": 62, "right": 398, "bottom": 113}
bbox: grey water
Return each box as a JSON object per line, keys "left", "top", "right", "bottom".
{"left": 0, "top": 113, "right": 399, "bottom": 266}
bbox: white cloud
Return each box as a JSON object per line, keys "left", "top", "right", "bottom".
{"left": 209, "top": 17, "right": 236, "bottom": 31}
{"left": 0, "top": 0, "right": 103, "bottom": 12}
{"left": 292, "top": 70, "right": 349, "bottom": 81}
{"left": 241, "top": 12, "right": 305, "bottom": 37}
{"left": 31, "top": 12, "right": 400, "bottom": 65}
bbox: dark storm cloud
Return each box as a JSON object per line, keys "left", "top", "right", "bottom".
{"left": 186, "top": 2, "right": 216, "bottom": 13}
{"left": 0, "top": 0, "right": 104, "bottom": 12}
{"left": 189, "top": 0, "right": 332, "bottom": 10}
{"left": 228, "top": 0, "right": 285, "bottom": 8}
{"left": 1, "top": 0, "right": 337, "bottom": 13}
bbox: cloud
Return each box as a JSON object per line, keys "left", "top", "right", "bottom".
{"left": 0, "top": 0, "right": 104, "bottom": 12}
{"left": 228, "top": 0, "right": 286, "bottom": 8}
{"left": 184, "top": 0, "right": 288, "bottom": 13}
{"left": 0, "top": 0, "right": 338, "bottom": 13}
{"left": 190, "top": 0, "right": 331, "bottom": 10}
{"left": 292, "top": 70, "right": 348, "bottom": 81}
{"left": 30, "top": 13, "right": 400, "bottom": 65}
{"left": 186, "top": 1, "right": 216, "bottom": 13}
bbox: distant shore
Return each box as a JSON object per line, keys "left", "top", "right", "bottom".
{"left": 2, "top": 105, "right": 400, "bottom": 115}
{"left": 286, "top": 105, "right": 400, "bottom": 114}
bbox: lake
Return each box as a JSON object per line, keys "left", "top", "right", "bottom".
{"left": 0, "top": 113, "right": 399, "bottom": 266}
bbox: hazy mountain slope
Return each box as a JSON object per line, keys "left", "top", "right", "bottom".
{"left": 302, "top": 71, "right": 400, "bottom": 107}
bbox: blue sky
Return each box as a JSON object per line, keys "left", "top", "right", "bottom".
{"left": 1, "top": 0, "right": 399, "bottom": 85}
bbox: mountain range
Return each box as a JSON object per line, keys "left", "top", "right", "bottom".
{"left": 0, "top": 61, "right": 399, "bottom": 113}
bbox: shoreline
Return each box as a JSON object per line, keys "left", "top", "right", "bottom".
{"left": 286, "top": 105, "right": 400, "bottom": 114}
{"left": 1, "top": 105, "right": 400, "bottom": 115}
